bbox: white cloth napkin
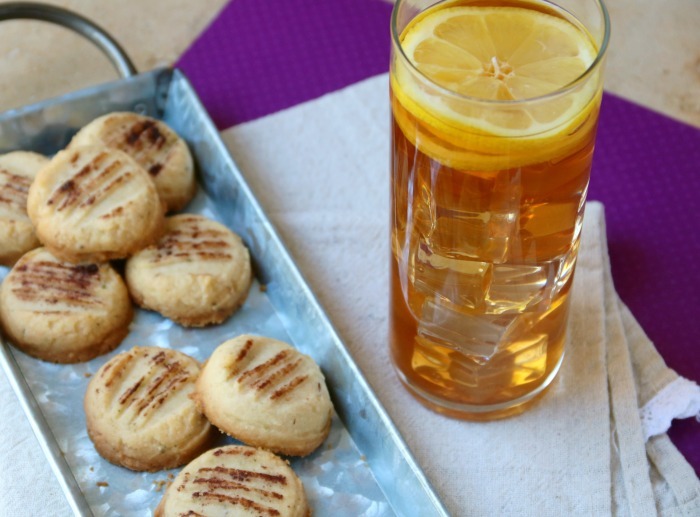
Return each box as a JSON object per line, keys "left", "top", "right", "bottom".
{"left": 222, "top": 73, "right": 700, "bottom": 516}
{"left": 1, "top": 73, "right": 698, "bottom": 516}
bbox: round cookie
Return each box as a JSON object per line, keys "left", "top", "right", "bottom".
{"left": 84, "top": 346, "right": 213, "bottom": 472}
{"left": 155, "top": 445, "right": 309, "bottom": 517}
{"left": 26, "top": 145, "right": 164, "bottom": 263}
{"left": 193, "top": 335, "right": 333, "bottom": 457}
{"left": 0, "top": 151, "right": 49, "bottom": 266}
{"left": 125, "top": 214, "right": 252, "bottom": 327}
{"left": 70, "top": 112, "right": 196, "bottom": 212}
{"left": 0, "top": 247, "right": 132, "bottom": 363}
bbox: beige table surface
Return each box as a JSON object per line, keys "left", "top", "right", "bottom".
{"left": 0, "top": 1, "right": 698, "bottom": 516}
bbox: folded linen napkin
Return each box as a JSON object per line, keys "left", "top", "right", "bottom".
{"left": 222, "top": 73, "right": 700, "bottom": 516}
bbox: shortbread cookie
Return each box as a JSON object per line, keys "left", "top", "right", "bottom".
{"left": 125, "top": 214, "right": 252, "bottom": 327}
{"left": 70, "top": 112, "right": 196, "bottom": 211}
{"left": 0, "top": 247, "right": 132, "bottom": 363}
{"left": 155, "top": 445, "right": 310, "bottom": 517}
{"left": 0, "top": 151, "right": 48, "bottom": 266}
{"left": 27, "top": 145, "right": 164, "bottom": 263}
{"left": 84, "top": 346, "right": 213, "bottom": 472}
{"left": 194, "top": 335, "right": 333, "bottom": 456}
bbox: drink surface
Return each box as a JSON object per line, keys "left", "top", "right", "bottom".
{"left": 389, "top": 0, "right": 603, "bottom": 417}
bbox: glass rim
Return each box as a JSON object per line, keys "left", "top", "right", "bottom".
{"left": 390, "top": 0, "right": 611, "bottom": 106}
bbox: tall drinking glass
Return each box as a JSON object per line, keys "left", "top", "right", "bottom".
{"left": 389, "top": 0, "right": 610, "bottom": 419}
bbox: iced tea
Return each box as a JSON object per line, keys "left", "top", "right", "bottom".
{"left": 389, "top": 0, "right": 609, "bottom": 419}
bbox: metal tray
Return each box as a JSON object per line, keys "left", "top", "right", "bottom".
{"left": 0, "top": 4, "right": 448, "bottom": 517}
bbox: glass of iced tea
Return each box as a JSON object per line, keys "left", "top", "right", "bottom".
{"left": 389, "top": 0, "right": 610, "bottom": 419}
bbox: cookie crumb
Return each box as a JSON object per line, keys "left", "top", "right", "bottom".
{"left": 84, "top": 372, "right": 92, "bottom": 378}
{"left": 96, "top": 481, "right": 109, "bottom": 487}
{"left": 153, "top": 480, "right": 168, "bottom": 492}
{"left": 259, "top": 284, "right": 267, "bottom": 292}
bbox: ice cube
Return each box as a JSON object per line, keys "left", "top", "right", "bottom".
{"left": 417, "top": 296, "right": 516, "bottom": 359}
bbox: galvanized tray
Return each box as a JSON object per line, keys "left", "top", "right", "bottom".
{"left": 0, "top": 3, "right": 448, "bottom": 517}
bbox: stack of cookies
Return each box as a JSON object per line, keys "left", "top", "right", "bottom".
{"left": 0, "top": 112, "right": 253, "bottom": 362}
{"left": 0, "top": 112, "right": 334, "bottom": 515}
{"left": 85, "top": 334, "right": 333, "bottom": 516}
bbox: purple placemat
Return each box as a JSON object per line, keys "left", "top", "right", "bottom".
{"left": 590, "top": 95, "right": 700, "bottom": 385}
{"left": 177, "top": 0, "right": 393, "bottom": 128}
{"left": 176, "top": 0, "right": 699, "bottom": 474}
{"left": 589, "top": 95, "right": 700, "bottom": 473}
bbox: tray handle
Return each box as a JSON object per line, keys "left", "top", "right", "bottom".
{"left": 0, "top": 2, "right": 136, "bottom": 79}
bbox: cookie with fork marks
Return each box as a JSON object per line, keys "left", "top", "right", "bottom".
{"left": 0, "top": 151, "right": 48, "bottom": 266}
{"left": 84, "top": 346, "right": 213, "bottom": 471}
{"left": 27, "top": 145, "right": 164, "bottom": 263}
{"left": 193, "top": 335, "right": 333, "bottom": 457}
{"left": 125, "top": 214, "right": 252, "bottom": 327}
{"left": 0, "top": 247, "right": 131, "bottom": 363}
{"left": 155, "top": 445, "right": 309, "bottom": 517}
{"left": 70, "top": 112, "right": 196, "bottom": 212}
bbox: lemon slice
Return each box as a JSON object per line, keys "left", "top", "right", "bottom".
{"left": 392, "top": 2, "right": 603, "bottom": 169}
